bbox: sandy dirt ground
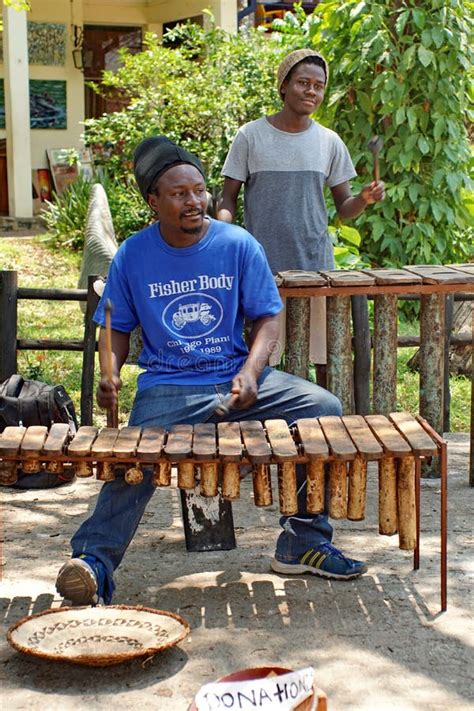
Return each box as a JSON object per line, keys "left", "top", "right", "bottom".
{"left": 1, "top": 433, "right": 473, "bottom": 711}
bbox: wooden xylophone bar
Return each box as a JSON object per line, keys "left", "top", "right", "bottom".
{"left": 0, "top": 412, "right": 447, "bottom": 609}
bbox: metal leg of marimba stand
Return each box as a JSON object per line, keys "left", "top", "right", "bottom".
{"left": 414, "top": 457, "right": 421, "bottom": 571}
{"left": 440, "top": 441, "right": 448, "bottom": 612}
{"left": 180, "top": 489, "right": 236, "bottom": 553}
{"left": 415, "top": 415, "right": 448, "bottom": 612}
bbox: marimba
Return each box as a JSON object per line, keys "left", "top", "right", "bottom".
{"left": 0, "top": 412, "right": 448, "bottom": 609}
{"left": 0, "top": 411, "right": 444, "bottom": 535}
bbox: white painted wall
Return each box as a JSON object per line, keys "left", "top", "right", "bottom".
{"left": 146, "top": 0, "right": 237, "bottom": 32}
{"left": 83, "top": 0, "right": 237, "bottom": 32}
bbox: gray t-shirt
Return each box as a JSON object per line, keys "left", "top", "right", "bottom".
{"left": 221, "top": 117, "right": 357, "bottom": 271}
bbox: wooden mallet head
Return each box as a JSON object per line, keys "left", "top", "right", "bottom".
{"left": 214, "top": 393, "right": 240, "bottom": 418}
{"left": 367, "top": 135, "right": 383, "bottom": 182}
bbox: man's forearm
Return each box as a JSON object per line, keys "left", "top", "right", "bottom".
{"left": 98, "top": 328, "right": 130, "bottom": 378}
{"left": 336, "top": 193, "right": 368, "bottom": 219}
{"left": 243, "top": 316, "right": 280, "bottom": 378}
{"left": 217, "top": 178, "right": 242, "bottom": 223}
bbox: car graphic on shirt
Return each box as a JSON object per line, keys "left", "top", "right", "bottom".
{"left": 172, "top": 302, "right": 216, "bottom": 330}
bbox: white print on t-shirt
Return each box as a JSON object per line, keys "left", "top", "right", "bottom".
{"left": 162, "top": 293, "right": 224, "bottom": 340}
{"left": 148, "top": 273, "right": 234, "bottom": 299}
{"left": 167, "top": 334, "right": 231, "bottom": 356}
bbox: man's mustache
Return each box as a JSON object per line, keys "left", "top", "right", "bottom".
{"left": 180, "top": 209, "right": 204, "bottom": 219}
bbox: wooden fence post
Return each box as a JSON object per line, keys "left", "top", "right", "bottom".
{"left": 443, "top": 294, "right": 453, "bottom": 433}
{"left": 0, "top": 270, "right": 18, "bottom": 381}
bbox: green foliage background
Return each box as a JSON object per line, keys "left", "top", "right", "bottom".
{"left": 46, "top": 1, "right": 472, "bottom": 268}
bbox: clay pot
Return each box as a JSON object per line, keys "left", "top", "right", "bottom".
{"left": 188, "top": 666, "right": 319, "bottom": 711}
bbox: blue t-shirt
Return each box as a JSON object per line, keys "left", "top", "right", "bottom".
{"left": 94, "top": 218, "right": 283, "bottom": 390}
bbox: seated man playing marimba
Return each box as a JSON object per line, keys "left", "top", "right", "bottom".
{"left": 55, "top": 136, "right": 367, "bottom": 606}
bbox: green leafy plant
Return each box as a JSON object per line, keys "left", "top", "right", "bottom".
{"left": 83, "top": 22, "right": 283, "bottom": 196}
{"left": 42, "top": 176, "right": 93, "bottom": 249}
{"left": 330, "top": 225, "right": 368, "bottom": 268}
{"left": 100, "top": 173, "right": 151, "bottom": 241}
{"left": 43, "top": 171, "right": 151, "bottom": 249}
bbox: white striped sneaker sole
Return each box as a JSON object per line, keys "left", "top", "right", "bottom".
{"left": 270, "top": 558, "right": 366, "bottom": 580}
{"left": 56, "top": 559, "right": 98, "bottom": 605}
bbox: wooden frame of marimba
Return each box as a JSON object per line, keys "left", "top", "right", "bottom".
{"left": 278, "top": 264, "right": 473, "bottom": 485}
{"left": 0, "top": 411, "right": 448, "bottom": 611}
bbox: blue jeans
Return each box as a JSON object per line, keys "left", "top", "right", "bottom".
{"left": 71, "top": 367, "right": 341, "bottom": 601}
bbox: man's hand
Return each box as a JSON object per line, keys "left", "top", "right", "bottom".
{"left": 96, "top": 374, "right": 122, "bottom": 410}
{"left": 230, "top": 368, "right": 259, "bottom": 409}
{"left": 360, "top": 180, "right": 385, "bottom": 205}
{"left": 96, "top": 327, "right": 129, "bottom": 410}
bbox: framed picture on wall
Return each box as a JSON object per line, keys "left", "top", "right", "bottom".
{"left": 0, "top": 79, "right": 67, "bottom": 130}
{"left": 32, "top": 169, "right": 54, "bottom": 214}
{"left": 30, "top": 80, "right": 67, "bottom": 129}
{"left": 47, "top": 148, "right": 79, "bottom": 195}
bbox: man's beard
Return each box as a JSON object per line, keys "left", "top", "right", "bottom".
{"left": 181, "top": 224, "right": 203, "bottom": 235}
{"left": 180, "top": 211, "right": 204, "bottom": 235}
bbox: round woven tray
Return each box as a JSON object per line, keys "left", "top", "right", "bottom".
{"left": 7, "top": 604, "right": 190, "bottom": 667}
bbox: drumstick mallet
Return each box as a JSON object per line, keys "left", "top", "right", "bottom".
{"left": 368, "top": 135, "right": 383, "bottom": 182}
{"left": 104, "top": 298, "right": 119, "bottom": 428}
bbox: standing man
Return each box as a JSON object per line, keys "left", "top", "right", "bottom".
{"left": 56, "top": 136, "right": 367, "bottom": 607}
{"left": 218, "top": 48, "right": 385, "bottom": 384}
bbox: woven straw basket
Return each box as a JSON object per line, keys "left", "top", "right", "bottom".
{"left": 7, "top": 605, "right": 190, "bottom": 667}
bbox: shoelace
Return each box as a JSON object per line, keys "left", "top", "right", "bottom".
{"left": 317, "top": 543, "right": 353, "bottom": 563}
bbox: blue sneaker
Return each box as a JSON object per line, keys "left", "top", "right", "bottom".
{"left": 271, "top": 542, "right": 368, "bottom": 580}
{"left": 56, "top": 555, "right": 106, "bottom": 605}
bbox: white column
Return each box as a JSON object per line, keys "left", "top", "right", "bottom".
{"left": 205, "top": 0, "right": 238, "bottom": 33}
{"left": 3, "top": 5, "right": 33, "bottom": 218}
{"left": 146, "top": 23, "right": 163, "bottom": 39}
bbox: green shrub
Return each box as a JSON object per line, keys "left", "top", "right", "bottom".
{"left": 43, "top": 172, "right": 151, "bottom": 249}
{"left": 100, "top": 173, "right": 150, "bottom": 240}
{"left": 42, "top": 175, "right": 92, "bottom": 249}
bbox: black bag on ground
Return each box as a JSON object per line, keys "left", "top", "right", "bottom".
{"left": 0, "top": 374, "right": 78, "bottom": 488}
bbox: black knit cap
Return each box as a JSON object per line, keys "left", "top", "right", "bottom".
{"left": 133, "top": 136, "right": 206, "bottom": 201}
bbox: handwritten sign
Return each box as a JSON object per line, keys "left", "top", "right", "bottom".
{"left": 195, "top": 667, "right": 315, "bottom": 711}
